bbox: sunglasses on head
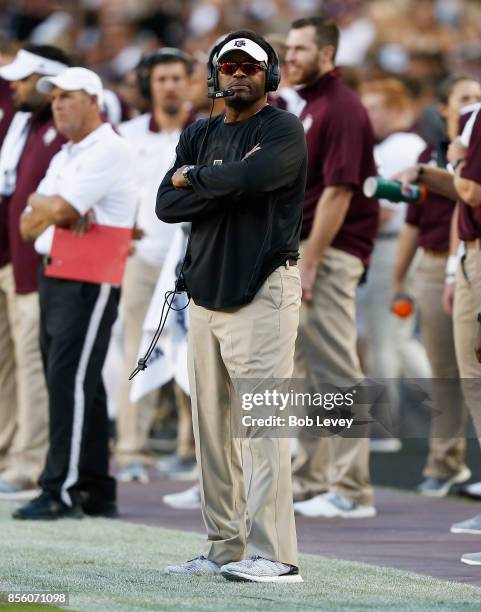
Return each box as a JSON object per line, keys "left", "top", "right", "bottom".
{"left": 218, "top": 61, "right": 266, "bottom": 76}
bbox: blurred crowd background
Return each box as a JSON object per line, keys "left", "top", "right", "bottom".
{"left": 2, "top": 0, "right": 481, "bottom": 133}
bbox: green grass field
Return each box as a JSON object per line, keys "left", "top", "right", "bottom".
{"left": 1, "top": 502, "right": 481, "bottom": 611}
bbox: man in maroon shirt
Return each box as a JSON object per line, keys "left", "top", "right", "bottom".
{"left": 396, "top": 91, "right": 481, "bottom": 563}
{"left": 0, "top": 75, "right": 17, "bottom": 476}
{"left": 392, "top": 76, "right": 481, "bottom": 499}
{"left": 285, "top": 16, "right": 379, "bottom": 519}
{"left": 0, "top": 45, "right": 69, "bottom": 495}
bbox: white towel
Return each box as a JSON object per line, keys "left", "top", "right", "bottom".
{"left": 0, "top": 111, "right": 31, "bottom": 196}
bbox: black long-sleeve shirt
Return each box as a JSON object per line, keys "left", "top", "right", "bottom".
{"left": 156, "top": 104, "right": 307, "bottom": 309}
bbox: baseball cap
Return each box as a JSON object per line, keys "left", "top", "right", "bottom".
{"left": 217, "top": 38, "right": 268, "bottom": 64}
{"left": 37, "top": 67, "right": 104, "bottom": 105}
{"left": 0, "top": 49, "right": 68, "bottom": 81}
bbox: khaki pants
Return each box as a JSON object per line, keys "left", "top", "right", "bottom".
{"left": 115, "top": 254, "right": 162, "bottom": 466}
{"left": 412, "top": 251, "right": 466, "bottom": 478}
{"left": 0, "top": 264, "right": 48, "bottom": 486}
{"left": 173, "top": 383, "right": 194, "bottom": 460}
{"left": 453, "top": 249, "right": 481, "bottom": 441}
{"left": 188, "top": 265, "right": 300, "bottom": 567}
{"left": 292, "top": 247, "right": 372, "bottom": 506}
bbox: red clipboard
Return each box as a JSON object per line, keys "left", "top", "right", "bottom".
{"left": 45, "top": 224, "right": 132, "bottom": 285}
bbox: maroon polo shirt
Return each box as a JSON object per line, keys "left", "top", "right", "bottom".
{"left": 459, "top": 110, "right": 481, "bottom": 240}
{"left": 406, "top": 145, "right": 455, "bottom": 252}
{"left": 7, "top": 105, "right": 66, "bottom": 294}
{"left": 0, "top": 77, "right": 16, "bottom": 268}
{"left": 298, "top": 69, "right": 379, "bottom": 265}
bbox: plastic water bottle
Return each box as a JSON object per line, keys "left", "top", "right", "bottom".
{"left": 363, "top": 176, "right": 427, "bottom": 204}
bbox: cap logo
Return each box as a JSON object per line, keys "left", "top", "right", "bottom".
{"left": 234, "top": 40, "right": 246, "bottom": 48}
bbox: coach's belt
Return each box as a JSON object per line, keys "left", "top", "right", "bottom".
{"left": 285, "top": 258, "right": 298, "bottom": 268}
{"left": 465, "top": 239, "right": 481, "bottom": 250}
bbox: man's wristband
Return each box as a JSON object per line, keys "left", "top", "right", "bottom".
{"left": 446, "top": 254, "right": 458, "bottom": 277}
{"left": 417, "top": 163, "right": 425, "bottom": 180}
{"left": 478, "top": 311, "right": 481, "bottom": 324}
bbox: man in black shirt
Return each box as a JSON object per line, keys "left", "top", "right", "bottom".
{"left": 157, "top": 30, "right": 307, "bottom": 583}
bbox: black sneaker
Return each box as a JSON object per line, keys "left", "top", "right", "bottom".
{"left": 79, "top": 491, "right": 118, "bottom": 517}
{"left": 12, "top": 491, "right": 84, "bottom": 520}
{"left": 82, "top": 500, "right": 119, "bottom": 518}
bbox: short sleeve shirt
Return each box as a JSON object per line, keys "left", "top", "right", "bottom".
{"left": 405, "top": 144, "right": 455, "bottom": 252}
{"left": 459, "top": 110, "right": 481, "bottom": 240}
{"left": 297, "top": 69, "right": 379, "bottom": 265}
{"left": 34, "top": 123, "right": 138, "bottom": 255}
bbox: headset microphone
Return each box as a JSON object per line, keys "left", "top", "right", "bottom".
{"left": 208, "top": 88, "right": 235, "bottom": 99}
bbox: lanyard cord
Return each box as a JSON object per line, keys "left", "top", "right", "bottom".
{"left": 129, "top": 99, "right": 215, "bottom": 380}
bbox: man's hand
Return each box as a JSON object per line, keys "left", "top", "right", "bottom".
{"left": 299, "top": 248, "right": 320, "bottom": 302}
{"left": 242, "top": 143, "right": 261, "bottom": 160}
{"left": 442, "top": 280, "right": 455, "bottom": 316}
{"left": 447, "top": 138, "right": 467, "bottom": 164}
{"left": 70, "top": 210, "right": 94, "bottom": 236}
{"left": 172, "top": 165, "right": 192, "bottom": 189}
{"left": 392, "top": 166, "right": 419, "bottom": 190}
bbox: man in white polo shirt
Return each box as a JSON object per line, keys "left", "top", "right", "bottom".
{"left": 13, "top": 67, "right": 137, "bottom": 520}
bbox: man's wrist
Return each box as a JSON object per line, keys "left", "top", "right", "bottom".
{"left": 182, "top": 165, "right": 196, "bottom": 187}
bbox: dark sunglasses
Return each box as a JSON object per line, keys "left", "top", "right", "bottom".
{"left": 218, "top": 61, "right": 266, "bottom": 76}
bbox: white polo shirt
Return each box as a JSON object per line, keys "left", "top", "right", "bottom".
{"left": 34, "top": 123, "right": 138, "bottom": 255}
{"left": 374, "top": 131, "right": 426, "bottom": 235}
{"left": 118, "top": 113, "right": 182, "bottom": 268}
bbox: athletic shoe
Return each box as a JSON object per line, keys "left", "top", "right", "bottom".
{"left": 461, "top": 552, "right": 481, "bottom": 565}
{"left": 12, "top": 491, "right": 84, "bottom": 520}
{"left": 369, "top": 438, "right": 402, "bottom": 453}
{"left": 220, "top": 556, "right": 303, "bottom": 583}
{"left": 117, "top": 462, "right": 149, "bottom": 484}
{"left": 0, "top": 479, "right": 39, "bottom": 501}
{"left": 163, "top": 555, "right": 220, "bottom": 575}
{"left": 163, "top": 486, "right": 201, "bottom": 509}
{"left": 451, "top": 513, "right": 481, "bottom": 535}
{"left": 80, "top": 492, "right": 119, "bottom": 518}
{"left": 459, "top": 481, "right": 481, "bottom": 500}
{"left": 417, "top": 467, "right": 471, "bottom": 498}
{"left": 156, "top": 455, "right": 197, "bottom": 481}
{"left": 294, "top": 492, "right": 377, "bottom": 519}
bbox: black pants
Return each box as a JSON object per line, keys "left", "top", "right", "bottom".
{"left": 38, "top": 269, "right": 119, "bottom": 507}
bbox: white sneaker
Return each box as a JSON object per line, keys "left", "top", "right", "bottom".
{"left": 163, "top": 555, "right": 220, "bottom": 575}
{"left": 220, "top": 556, "right": 303, "bottom": 583}
{"left": 461, "top": 552, "right": 481, "bottom": 565}
{"left": 163, "top": 486, "right": 201, "bottom": 509}
{"left": 451, "top": 513, "right": 481, "bottom": 535}
{"left": 117, "top": 462, "right": 149, "bottom": 484}
{"left": 294, "top": 492, "right": 376, "bottom": 519}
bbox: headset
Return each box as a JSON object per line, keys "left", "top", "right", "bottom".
{"left": 137, "top": 47, "right": 193, "bottom": 101}
{"left": 206, "top": 33, "right": 281, "bottom": 99}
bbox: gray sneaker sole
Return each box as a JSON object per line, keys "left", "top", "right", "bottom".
{"left": 451, "top": 525, "right": 481, "bottom": 535}
{"left": 221, "top": 570, "right": 303, "bottom": 583}
{"left": 461, "top": 556, "right": 481, "bottom": 565}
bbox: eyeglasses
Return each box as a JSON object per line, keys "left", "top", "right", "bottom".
{"left": 218, "top": 61, "right": 266, "bottom": 76}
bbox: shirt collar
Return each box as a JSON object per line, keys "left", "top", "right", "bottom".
{"left": 64, "top": 122, "right": 111, "bottom": 152}
{"left": 297, "top": 68, "right": 341, "bottom": 102}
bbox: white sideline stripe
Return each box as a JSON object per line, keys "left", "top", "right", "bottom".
{"left": 60, "top": 284, "right": 111, "bottom": 507}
